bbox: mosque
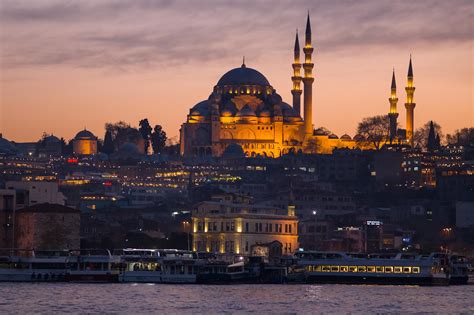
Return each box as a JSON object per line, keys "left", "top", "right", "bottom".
{"left": 179, "top": 14, "right": 416, "bottom": 158}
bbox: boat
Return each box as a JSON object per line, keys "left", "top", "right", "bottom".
{"left": 294, "top": 251, "right": 451, "bottom": 286}
{"left": 65, "top": 249, "right": 122, "bottom": 283}
{"left": 448, "top": 253, "right": 469, "bottom": 284}
{"left": 119, "top": 249, "right": 204, "bottom": 283}
{"left": 0, "top": 250, "right": 69, "bottom": 282}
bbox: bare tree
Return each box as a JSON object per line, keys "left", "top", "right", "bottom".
{"left": 414, "top": 121, "right": 443, "bottom": 149}
{"left": 356, "top": 115, "right": 390, "bottom": 150}
{"left": 447, "top": 128, "right": 474, "bottom": 146}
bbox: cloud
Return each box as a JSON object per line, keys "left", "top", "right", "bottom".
{"left": 0, "top": 0, "right": 472, "bottom": 71}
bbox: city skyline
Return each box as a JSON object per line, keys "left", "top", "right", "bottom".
{"left": 1, "top": 0, "right": 472, "bottom": 142}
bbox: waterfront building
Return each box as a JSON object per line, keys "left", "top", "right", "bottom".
{"left": 5, "top": 181, "right": 66, "bottom": 209}
{"left": 72, "top": 129, "right": 98, "bottom": 155}
{"left": 15, "top": 203, "right": 80, "bottom": 251}
{"left": 192, "top": 193, "right": 298, "bottom": 255}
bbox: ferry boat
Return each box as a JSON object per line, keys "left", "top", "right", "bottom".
{"left": 119, "top": 249, "right": 204, "bottom": 283}
{"left": 294, "top": 251, "right": 451, "bottom": 286}
{"left": 448, "top": 254, "right": 469, "bottom": 284}
{"left": 65, "top": 249, "right": 122, "bottom": 283}
{"left": 0, "top": 250, "right": 69, "bottom": 282}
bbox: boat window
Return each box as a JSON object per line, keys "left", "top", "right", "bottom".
{"left": 321, "top": 265, "right": 330, "bottom": 272}
{"left": 376, "top": 266, "right": 384, "bottom": 273}
{"left": 367, "top": 266, "right": 376, "bottom": 273}
{"left": 412, "top": 267, "right": 420, "bottom": 273}
{"left": 349, "top": 266, "right": 357, "bottom": 272}
{"left": 330, "top": 266, "right": 339, "bottom": 272}
{"left": 340, "top": 266, "right": 349, "bottom": 272}
{"left": 394, "top": 266, "right": 402, "bottom": 273}
{"left": 357, "top": 266, "right": 367, "bottom": 272}
{"left": 385, "top": 266, "right": 393, "bottom": 273}
{"left": 403, "top": 267, "right": 411, "bottom": 274}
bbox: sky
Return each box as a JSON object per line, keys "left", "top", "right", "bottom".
{"left": 0, "top": 0, "right": 472, "bottom": 143}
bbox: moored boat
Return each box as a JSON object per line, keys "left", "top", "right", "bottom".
{"left": 294, "top": 251, "right": 451, "bottom": 286}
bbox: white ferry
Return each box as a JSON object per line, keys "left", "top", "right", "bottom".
{"left": 294, "top": 251, "right": 451, "bottom": 286}
{"left": 65, "top": 249, "right": 122, "bottom": 283}
{"left": 0, "top": 250, "right": 69, "bottom": 282}
{"left": 119, "top": 249, "right": 204, "bottom": 283}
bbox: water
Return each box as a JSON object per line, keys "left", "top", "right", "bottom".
{"left": 0, "top": 283, "right": 473, "bottom": 314}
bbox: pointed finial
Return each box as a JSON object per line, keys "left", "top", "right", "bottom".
{"left": 242, "top": 56, "right": 246, "bottom": 68}
{"left": 305, "top": 11, "right": 312, "bottom": 45}
{"left": 408, "top": 54, "right": 413, "bottom": 77}
{"left": 391, "top": 68, "right": 396, "bottom": 89}
{"left": 294, "top": 29, "right": 300, "bottom": 52}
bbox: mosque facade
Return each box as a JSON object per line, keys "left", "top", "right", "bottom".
{"left": 179, "top": 14, "right": 415, "bottom": 158}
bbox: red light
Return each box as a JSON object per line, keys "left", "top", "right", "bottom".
{"left": 67, "top": 158, "right": 78, "bottom": 164}
{"left": 103, "top": 181, "right": 112, "bottom": 186}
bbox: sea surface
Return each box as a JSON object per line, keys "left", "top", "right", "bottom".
{"left": 0, "top": 283, "right": 473, "bottom": 314}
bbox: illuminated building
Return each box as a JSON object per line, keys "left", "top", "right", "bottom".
{"left": 192, "top": 194, "right": 298, "bottom": 255}
{"left": 388, "top": 69, "right": 399, "bottom": 143}
{"left": 180, "top": 13, "right": 357, "bottom": 158}
{"left": 405, "top": 56, "right": 416, "bottom": 147}
{"left": 5, "top": 181, "right": 66, "bottom": 209}
{"left": 73, "top": 129, "right": 98, "bottom": 155}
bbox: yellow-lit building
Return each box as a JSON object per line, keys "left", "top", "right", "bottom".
{"left": 73, "top": 129, "right": 98, "bottom": 155}
{"left": 180, "top": 14, "right": 358, "bottom": 158}
{"left": 192, "top": 195, "right": 298, "bottom": 255}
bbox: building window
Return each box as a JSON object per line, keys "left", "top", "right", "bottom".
{"left": 245, "top": 222, "right": 249, "bottom": 232}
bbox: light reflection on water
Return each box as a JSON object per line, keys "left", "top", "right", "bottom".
{"left": 0, "top": 283, "right": 473, "bottom": 314}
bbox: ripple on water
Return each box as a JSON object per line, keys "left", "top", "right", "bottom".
{"left": 0, "top": 283, "right": 473, "bottom": 314}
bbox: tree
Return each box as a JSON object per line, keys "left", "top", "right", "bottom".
{"left": 356, "top": 115, "right": 390, "bottom": 150}
{"left": 151, "top": 125, "right": 167, "bottom": 154}
{"left": 447, "top": 128, "right": 474, "bottom": 146}
{"left": 105, "top": 121, "right": 142, "bottom": 149}
{"left": 304, "top": 138, "right": 320, "bottom": 154}
{"left": 313, "top": 127, "right": 332, "bottom": 136}
{"left": 414, "top": 121, "right": 443, "bottom": 149}
{"left": 102, "top": 131, "right": 114, "bottom": 154}
{"left": 139, "top": 119, "right": 153, "bottom": 153}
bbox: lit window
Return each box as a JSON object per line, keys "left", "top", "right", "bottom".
{"left": 394, "top": 266, "right": 402, "bottom": 273}
{"left": 412, "top": 267, "right": 420, "bottom": 273}
{"left": 321, "top": 265, "right": 330, "bottom": 272}
{"left": 358, "top": 266, "right": 367, "bottom": 272}
{"left": 349, "top": 266, "right": 357, "bottom": 272}
{"left": 367, "top": 266, "right": 376, "bottom": 273}
{"left": 330, "top": 266, "right": 339, "bottom": 272}
{"left": 403, "top": 267, "right": 411, "bottom": 274}
{"left": 385, "top": 266, "right": 393, "bottom": 273}
{"left": 340, "top": 266, "right": 349, "bottom": 272}
{"left": 376, "top": 266, "right": 384, "bottom": 273}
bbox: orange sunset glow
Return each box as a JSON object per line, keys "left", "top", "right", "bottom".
{"left": 0, "top": 1, "right": 472, "bottom": 143}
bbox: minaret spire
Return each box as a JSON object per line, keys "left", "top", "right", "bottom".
{"left": 405, "top": 55, "right": 416, "bottom": 147}
{"left": 303, "top": 12, "right": 314, "bottom": 136}
{"left": 291, "top": 29, "right": 302, "bottom": 115}
{"left": 242, "top": 56, "right": 246, "bottom": 68}
{"left": 305, "top": 12, "right": 311, "bottom": 47}
{"left": 388, "top": 68, "right": 399, "bottom": 143}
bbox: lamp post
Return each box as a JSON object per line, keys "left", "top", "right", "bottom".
{"left": 182, "top": 221, "right": 190, "bottom": 251}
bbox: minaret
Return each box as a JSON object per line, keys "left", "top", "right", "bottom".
{"left": 388, "top": 69, "right": 399, "bottom": 143}
{"left": 405, "top": 56, "right": 416, "bottom": 147}
{"left": 291, "top": 30, "right": 302, "bottom": 116}
{"left": 303, "top": 13, "right": 314, "bottom": 136}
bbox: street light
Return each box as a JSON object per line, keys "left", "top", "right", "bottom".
{"left": 182, "top": 221, "right": 190, "bottom": 251}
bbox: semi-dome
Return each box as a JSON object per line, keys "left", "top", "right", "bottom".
{"left": 217, "top": 64, "right": 270, "bottom": 87}
{"left": 328, "top": 134, "right": 339, "bottom": 139}
{"left": 236, "top": 104, "right": 256, "bottom": 117}
{"left": 75, "top": 129, "right": 96, "bottom": 140}
{"left": 340, "top": 134, "right": 352, "bottom": 141}
{"left": 43, "top": 135, "right": 61, "bottom": 143}
{"left": 190, "top": 100, "right": 210, "bottom": 116}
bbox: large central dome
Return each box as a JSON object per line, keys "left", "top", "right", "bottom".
{"left": 217, "top": 64, "right": 270, "bottom": 87}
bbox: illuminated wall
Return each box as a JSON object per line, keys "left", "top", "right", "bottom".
{"left": 73, "top": 139, "right": 97, "bottom": 155}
